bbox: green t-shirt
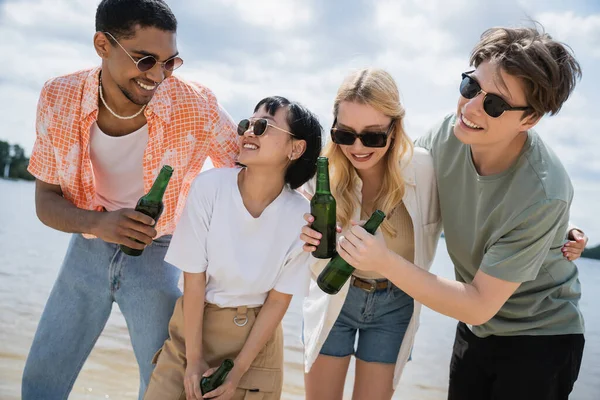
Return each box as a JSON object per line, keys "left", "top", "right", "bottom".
{"left": 416, "top": 114, "right": 584, "bottom": 337}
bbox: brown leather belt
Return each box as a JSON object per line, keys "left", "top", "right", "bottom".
{"left": 351, "top": 275, "right": 389, "bottom": 292}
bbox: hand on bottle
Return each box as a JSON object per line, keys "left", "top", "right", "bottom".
{"left": 563, "top": 229, "right": 588, "bottom": 261}
{"left": 184, "top": 359, "right": 210, "bottom": 400}
{"left": 92, "top": 208, "right": 157, "bottom": 249}
{"left": 300, "top": 213, "right": 342, "bottom": 253}
{"left": 338, "top": 220, "right": 392, "bottom": 273}
{"left": 201, "top": 366, "right": 243, "bottom": 399}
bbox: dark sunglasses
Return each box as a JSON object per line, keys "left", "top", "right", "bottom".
{"left": 237, "top": 118, "right": 295, "bottom": 137}
{"left": 460, "top": 71, "right": 530, "bottom": 118}
{"left": 330, "top": 118, "right": 393, "bottom": 148}
{"left": 104, "top": 32, "right": 184, "bottom": 72}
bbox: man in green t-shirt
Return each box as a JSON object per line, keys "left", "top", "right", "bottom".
{"left": 336, "top": 26, "right": 588, "bottom": 399}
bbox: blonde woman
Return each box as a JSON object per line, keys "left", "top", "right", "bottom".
{"left": 300, "top": 68, "right": 442, "bottom": 400}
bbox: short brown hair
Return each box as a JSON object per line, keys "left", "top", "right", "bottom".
{"left": 470, "top": 26, "right": 582, "bottom": 119}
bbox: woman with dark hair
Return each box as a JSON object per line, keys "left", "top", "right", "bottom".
{"left": 144, "top": 96, "right": 322, "bottom": 400}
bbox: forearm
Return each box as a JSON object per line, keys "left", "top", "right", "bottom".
{"left": 183, "top": 272, "right": 207, "bottom": 363}
{"left": 36, "top": 189, "right": 100, "bottom": 234}
{"left": 234, "top": 291, "right": 291, "bottom": 373}
{"left": 381, "top": 252, "right": 491, "bottom": 325}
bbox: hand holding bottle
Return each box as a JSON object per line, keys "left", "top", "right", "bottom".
{"left": 91, "top": 209, "right": 157, "bottom": 249}
{"left": 184, "top": 359, "right": 211, "bottom": 400}
{"left": 310, "top": 157, "right": 338, "bottom": 258}
{"left": 300, "top": 213, "right": 342, "bottom": 253}
{"left": 316, "top": 211, "right": 386, "bottom": 294}
{"left": 337, "top": 219, "right": 393, "bottom": 274}
{"left": 120, "top": 165, "right": 173, "bottom": 256}
{"left": 201, "top": 361, "right": 242, "bottom": 400}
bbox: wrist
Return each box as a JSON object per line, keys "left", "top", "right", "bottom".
{"left": 232, "top": 356, "right": 251, "bottom": 376}
{"left": 186, "top": 352, "right": 205, "bottom": 365}
{"left": 379, "top": 250, "right": 400, "bottom": 277}
{"left": 87, "top": 210, "right": 104, "bottom": 236}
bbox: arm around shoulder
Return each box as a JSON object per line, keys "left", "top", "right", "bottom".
{"left": 207, "top": 93, "right": 239, "bottom": 168}
{"left": 411, "top": 148, "right": 441, "bottom": 229}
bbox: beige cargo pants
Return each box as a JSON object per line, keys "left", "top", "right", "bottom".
{"left": 144, "top": 297, "right": 283, "bottom": 400}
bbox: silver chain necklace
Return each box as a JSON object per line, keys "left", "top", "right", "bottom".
{"left": 98, "top": 83, "right": 146, "bottom": 120}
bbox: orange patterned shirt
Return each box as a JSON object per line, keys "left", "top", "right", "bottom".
{"left": 28, "top": 67, "right": 239, "bottom": 238}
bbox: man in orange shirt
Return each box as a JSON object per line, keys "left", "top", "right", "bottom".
{"left": 22, "top": 1, "right": 239, "bottom": 398}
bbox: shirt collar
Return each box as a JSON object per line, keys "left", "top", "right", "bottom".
{"left": 81, "top": 67, "right": 101, "bottom": 118}
{"left": 81, "top": 66, "right": 172, "bottom": 124}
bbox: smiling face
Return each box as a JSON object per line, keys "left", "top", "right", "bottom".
{"left": 237, "top": 105, "right": 297, "bottom": 169}
{"left": 453, "top": 60, "right": 538, "bottom": 149}
{"left": 96, "top": 25, "right": 179, "bottom": 106}
{"left": 334, "top": 101, "right": 394, "bottom": 174}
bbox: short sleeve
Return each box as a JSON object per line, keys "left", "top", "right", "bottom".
{"left": 414, "top": 131, "right": 434, "bottom": 152}
{"left": 28, "top": 83, "right": 59, "bottom": 184}
{"left": 274, "top": 245, "right": 312, "bottom": 296}
{"left": 208, "top": 100, "right": 239, "bottom": 168}
{"left": 165, "top": 176, "right": 215, "bottom": 273}
{"left": 480, "top": 199, "right": 568, "bottom": 283}
{"left": 414, "top": 113, "right": 455, "bottom": 155}
{"left": 299, "top": 176, "right": 316, "bottom": 198}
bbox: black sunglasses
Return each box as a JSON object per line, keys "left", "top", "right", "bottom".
{"left": 104, "top": 32, "right": 184, "bottom": 73}
{"left": 460, "top": 71, "right": 531, "bottom": 118}
{"left": 237, "top": 118, "right": 295, "bottom": 137}
{"left": 330, "top": 118, "right": 393, "bottom": 148}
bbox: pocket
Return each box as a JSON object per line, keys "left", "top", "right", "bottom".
{"left": 152, "top": 234, "right": 172, "bottom": 247}
{"left": 242, "top": 390, "right": 265, "bottom": 400}
{"left": 238, "top": 367, "right": 281, "bottom": 395}
{"left": 388, "top": 285, "right": 412, "bottom": 302}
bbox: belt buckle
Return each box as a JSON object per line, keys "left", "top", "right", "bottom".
{"left": 364, "top": 281, "right": 376, "bottom": 293}
{"left": 233, "top": 315, "right": 248, "bottom": 327}
{"left": 353, "top": 276, "right": 376, "bottom": 293}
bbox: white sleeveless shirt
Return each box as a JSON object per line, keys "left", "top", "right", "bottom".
{"left": 89, "top": 122, "right": 148, "bottom": 211}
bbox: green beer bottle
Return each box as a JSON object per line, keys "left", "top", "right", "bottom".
{"left": 316, "top": 210, "right": 386, "bottom": 295}
{"left": 310, "top": 157, "right": 337, "bottom": 259}
{"left": 200, "top": 359, "right": 235, "bottom": 395}
{"left": 120, "top": 165, "right": 173, "bottom": 257}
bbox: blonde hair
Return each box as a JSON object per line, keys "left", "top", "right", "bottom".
{"left": 324, "top": 68, "right": 413, "bottom": 236}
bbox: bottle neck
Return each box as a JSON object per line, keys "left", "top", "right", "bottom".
{"left": 315, "top": 164, "right": 331, "bottom": 195}
{"left": 211, "top": 360, "right": 234, "bottom": 382}
{"left": 362, "top": 210, "right": 385, "bottom": 234}
{"left": 145, "top": 167, "right": 172, "bottom": 203}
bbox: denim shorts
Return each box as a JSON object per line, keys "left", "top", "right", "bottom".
{"left": 319, "top": 280, "right": 414, "bottom": 364}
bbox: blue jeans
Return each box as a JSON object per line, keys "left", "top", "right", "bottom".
{"left": 21, "top": 234, "right": 181, "bottom": 400}
{"left": 320, "top": 281, "right": 414, "bottom": 364}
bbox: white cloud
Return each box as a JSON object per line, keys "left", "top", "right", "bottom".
{"left": 0, "top": 82, "right": 39, "bottom": 152}
{"left": 208, "top": 0, "right": 313, "bottom": 30}
{"left": 2, "top": 0, "right": 93, "bottom": 33}
{"left": 536, "top": 11, "right": 600, "bottom": 58}
{"left": 374, "top": 0, "right": 464, "bottom": 55}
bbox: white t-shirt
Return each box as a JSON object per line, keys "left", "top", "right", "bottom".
{"left": 165, "top": 168, "right": 311, "bottom": 308}
{"left": 90, "top": 122, "right": 148, "bottom": 211}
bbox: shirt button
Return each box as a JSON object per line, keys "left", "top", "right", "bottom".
{"left": 146, "top": 154, "right": 153, "bottom": 161}
{"left": 145, "top": 109, "right": 153, "bottom": 116}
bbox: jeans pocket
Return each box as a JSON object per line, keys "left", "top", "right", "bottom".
{"left": 388, "top": 285, "right": 409, "bottom": 301}
{"left": 152, "top": 234, "right": 172, "bottom": 247}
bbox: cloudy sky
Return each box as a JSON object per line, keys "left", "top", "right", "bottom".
{"left": 1, "top": 0, "right": 599, "bottom": 244}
